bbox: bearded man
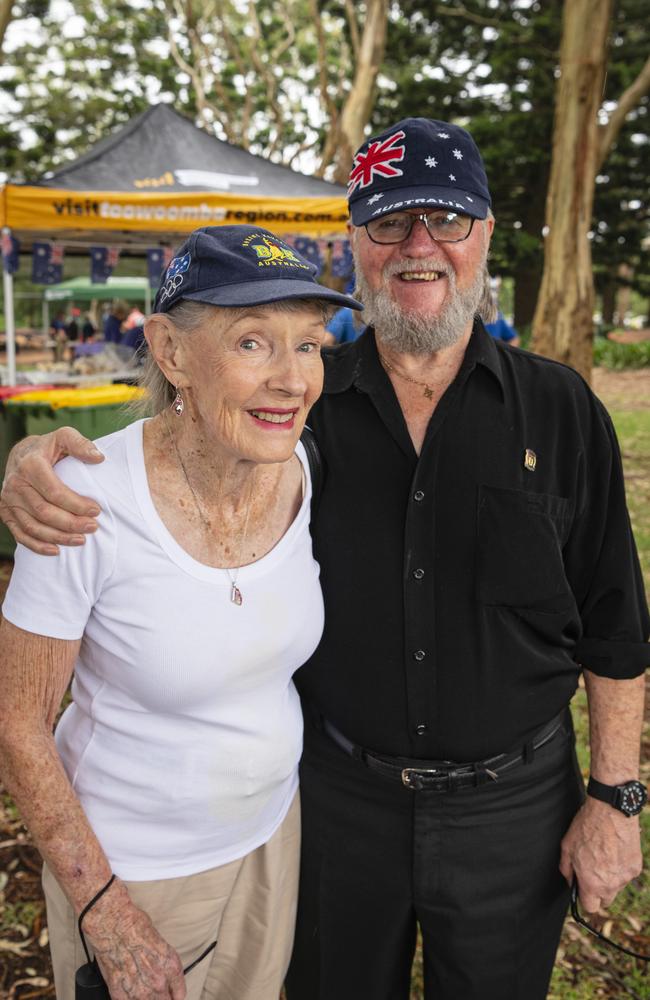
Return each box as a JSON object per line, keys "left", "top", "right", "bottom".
{"left": 1, "top": 119, "right": 648, "bottom": 1000}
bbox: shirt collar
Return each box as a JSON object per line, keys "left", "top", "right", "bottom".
{"left": 322, "top": 317, "right": 505, "bottom": 397}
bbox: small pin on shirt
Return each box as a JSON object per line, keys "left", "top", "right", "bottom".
{"left": 524, "top": 448, "right": 537, "bottom": 472}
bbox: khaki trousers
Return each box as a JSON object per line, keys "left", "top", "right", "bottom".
{"left": 43, "top": 792, "right": 300, "bottom": 1000}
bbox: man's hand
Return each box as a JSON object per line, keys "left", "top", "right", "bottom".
{"left": 0, "top": 428, "right": 104, "bottom": 554}
{"left": 560, "top": 796, "right": 642, "bottom": 913}
{"left": 84, "top": 887, "right": 186, "bottom": 1000}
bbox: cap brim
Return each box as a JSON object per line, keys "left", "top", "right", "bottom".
{"left": 180, "top": 279, "right": 363, "bottom": 311}
{"left": 350, "top": 185, "right": 490, "bottom": 225}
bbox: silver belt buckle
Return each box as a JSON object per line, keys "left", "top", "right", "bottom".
{"left": 401, "top": 767, "right": 440, "bottom": 789}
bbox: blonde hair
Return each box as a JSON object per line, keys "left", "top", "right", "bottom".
{"left": 133, "top": 297, "right": 336, "bottom": 417}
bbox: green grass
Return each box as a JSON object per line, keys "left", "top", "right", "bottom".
{"left": 594, "top": 340, "right": 650, "bottom": 371}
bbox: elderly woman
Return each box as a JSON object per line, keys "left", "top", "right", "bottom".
{"left": 0, "top": 225, "right": 361, "bottom": 1000}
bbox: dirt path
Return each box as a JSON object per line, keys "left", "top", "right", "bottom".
{"left": 592, "top": 367, "right": 650, "bottom": 411}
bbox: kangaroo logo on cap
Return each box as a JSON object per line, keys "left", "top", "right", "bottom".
{"left": 242, "top": 233, "right": 310, "bottom": 271}
{"left": 249, "top": 237, "right": 300, "bottom": 263}
{"left": 347, "top": 130, "right": 406, "bottom": 197}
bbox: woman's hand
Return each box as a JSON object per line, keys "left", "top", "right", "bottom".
{"left": 0, "top": 428, "right": 104, "bottom": 554}
{"left": 83, "top": 883, "right": 186, "bottom": 1000}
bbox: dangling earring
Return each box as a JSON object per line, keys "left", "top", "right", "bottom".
{"left": 172, "top": 388, "right": 184, "bottom": 416}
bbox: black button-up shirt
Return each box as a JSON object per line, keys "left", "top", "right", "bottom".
{"left": 295, "top": 322, "right": 649, "bottom": 761}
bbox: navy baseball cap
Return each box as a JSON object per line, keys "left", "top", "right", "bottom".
{"left": 348, "top": 118, "right": 491, "bottom": 226}
{"left": 153, "top": 225, "right": 363, "bottom": 314}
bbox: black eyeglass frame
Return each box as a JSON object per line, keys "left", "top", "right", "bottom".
{"left": 570, "top": 877, "right": 649, "bottom": 962}
{"left": 364, "top": 211, "right": 476, "bottom": 246}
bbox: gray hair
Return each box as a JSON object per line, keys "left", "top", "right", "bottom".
{"left": 132, "top": 297, "right": 336, "bottom": 418}
{"left": 477, "top": 210, "right": 498, "bottom": 324}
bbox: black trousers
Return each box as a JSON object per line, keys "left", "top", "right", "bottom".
{"left": 285, "top": 711, "right": 583, "bottom": 1000}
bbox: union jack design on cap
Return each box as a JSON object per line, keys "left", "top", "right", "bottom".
{"left": 347, "top": 130, "right": 406, "bottom": 197}
{"left": 348, "top": 117, "right": 491, "bottom": 227}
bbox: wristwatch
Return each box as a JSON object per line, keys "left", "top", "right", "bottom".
{"left": 587, "top": 776, "right": 648, "bottom": 817}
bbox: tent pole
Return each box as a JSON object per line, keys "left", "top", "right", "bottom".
{"left": 1, "top": 228, "right": 17, "bottom": 386}
{"left": 43, "top": 298, "right": 49, "bottom": 336}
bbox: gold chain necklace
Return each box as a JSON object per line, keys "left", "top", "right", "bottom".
{"left": 164, "top": 412, "right": 255, "bottom": 606}
{"left": 379, "top": 353, "right": 435, "bottom": 399}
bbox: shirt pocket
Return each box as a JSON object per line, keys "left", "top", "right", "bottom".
{"left": 476, "top": 485, "right": 574, "bottom": 612}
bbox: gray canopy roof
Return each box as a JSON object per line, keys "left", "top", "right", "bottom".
{"left": 36, "top": 104, "right": 345, "bottom": 198}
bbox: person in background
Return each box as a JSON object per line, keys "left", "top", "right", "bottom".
{"left": 50, "top": 310, "right": 69, "bottom": 362}
{"left": 485, "top": 309, "right": 520, "bottom": 346}
{"left": 81, "top": 311, "right": 97, "bottom": 342}
{"left": 325, "top": 305, "right": 366, "bottom": 344}
{"left": 121, "top": 320, "right": 146, "bottom": 357}
{"left": 124, "top": 304, "right": 146, "bottom": 331}
{"left": 102, "top": 300, "right": 129, "bottom": 343}
{"left": 66, "top": 308, "right": 80, "bottom": 343}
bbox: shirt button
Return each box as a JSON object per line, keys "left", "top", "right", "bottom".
{"left": 414, "top": 490, "right": 425, "bottom": 502}
{"left": 413, "top": 649, "right": 426, "bottom": 661}
{"left": 413, "top": 568, "right": 425, "bottom": 580}
{"left": 415, "top": 724, "right": 428, "bottom": 736}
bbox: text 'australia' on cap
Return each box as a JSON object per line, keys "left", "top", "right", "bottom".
{"left": 153, "top": 225, "right": 363, "bottom": 314}
{"left": 347, "top": 118, "right": 491, "bottom": 227}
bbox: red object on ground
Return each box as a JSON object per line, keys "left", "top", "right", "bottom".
{"left": 0, "top": 385, "right": 57, "bottom": 400}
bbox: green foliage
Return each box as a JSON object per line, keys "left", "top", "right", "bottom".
{"left": 593, "top": 339, "right": 650, "bottom": 370}
{"left": 0, "top": 0, "right": 178, "bottom": 181}
{"left": 0, "top": 0, "right": 648, "bottom": 334}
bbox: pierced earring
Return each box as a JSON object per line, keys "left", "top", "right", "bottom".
{"left": 172, "top": 390, "right": 184, "bottom": 416}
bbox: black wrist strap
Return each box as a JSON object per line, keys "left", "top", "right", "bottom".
{"left": 586, "top": 776, "right": 619, "bottom": 806}
{"left": 78, "top": 874, "right": 116, "bottom": 964}
{"left": 76, "top": 872, "right": 217, "bottom": 976}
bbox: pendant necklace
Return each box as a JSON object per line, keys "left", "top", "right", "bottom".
{"left": 165, "top": 413, "right": 255, "bottom": 606}
{"left": 379, "top": 353, "right": 435, "bottom": 399}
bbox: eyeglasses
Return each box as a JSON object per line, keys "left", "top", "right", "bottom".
{"left": 364, "top": 210, "right": 475, "bottom": 245}
{"left": 570, "top": 878, "right": 649, "bottom": 962}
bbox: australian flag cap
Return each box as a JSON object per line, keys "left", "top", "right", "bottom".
{"left": 348, "top": 118, "right": 491, "bottom": 226}
{"left": 153, "top": 225, "right": 362, "bottom": 314}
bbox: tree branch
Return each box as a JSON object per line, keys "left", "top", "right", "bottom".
{"left": 434, "top": 1, "right": 500, "bottom": 28}
{"left": 597, "top": 53, "right": 650, "bottom": 170}
{"left": 344, "top": 0, "right": 361, "bottom": 60}
{"left": 0, "top": 0, "right": 14, "bottom": 63}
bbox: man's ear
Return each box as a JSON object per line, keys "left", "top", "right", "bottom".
{"left": 144, "top": 314, "right": 188, "bottom": 387}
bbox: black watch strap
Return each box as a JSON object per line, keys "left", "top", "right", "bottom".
{"left": 587, "top": 776, "right": 647, "bottom": 816}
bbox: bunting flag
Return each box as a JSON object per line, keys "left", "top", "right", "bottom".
{"left": 147, "top": 248, "right": 164, "bottom": 286}
{"left": 146, "top": 247, "right": 174, "bottom": 286}
{"left": 1, "top": 232, "right": 20, "bottom": 274}
{"left": 330, "top": 239, "right": 354, "bottom": 279}
{"left": 90, "top": 245, "right": 120, "bottom": 284}
{"left": 290, "top": 236, "right": 324, "bottom": 275}
{"left": 32, "top": 242, "right": 64, "bottom": 284}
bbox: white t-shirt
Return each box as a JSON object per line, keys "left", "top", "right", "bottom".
{"left": 3, "top": 419, "right": 324, "bottom": 881}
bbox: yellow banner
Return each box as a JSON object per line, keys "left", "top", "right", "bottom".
{"left": 1, "top": 186, "right": 349, "bottom": 237}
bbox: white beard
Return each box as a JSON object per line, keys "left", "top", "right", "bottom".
{"left": 353, "top": 250, "right": 488, "bottom": 356}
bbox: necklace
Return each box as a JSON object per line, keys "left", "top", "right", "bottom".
{"left": 164, "top": 413, "right": 255, "bottom": 606}
{"left": 379, "top": 353, "right": 435, "bottom": 399}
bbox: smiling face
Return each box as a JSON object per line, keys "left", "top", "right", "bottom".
{"left": 351, "top": 209, "right": 494, "bottom": 354}
{"left": 174, "top": 302, "right": 327, "bottom": 466}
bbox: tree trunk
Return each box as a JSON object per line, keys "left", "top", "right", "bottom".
{"left": 513, "top": 265, "right": 542, "bottom": 330}
{"left": 324, "top": 0, "right": 389, "bottom": 184}
{"left": 531, "top": 0, "right": 613, "bottom": 382}
{"left": 600, "top": 279, "right": 617, "bottom": 326}
{"left": 0, "top": 0, "right": 14, "bottom": 61}
{"left": 615, "top": 263, "right": 633, "bottom": 327}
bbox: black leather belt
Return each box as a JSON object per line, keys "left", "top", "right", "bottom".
{"left": 321, "top": 710, "right": 568, "bottom": 792}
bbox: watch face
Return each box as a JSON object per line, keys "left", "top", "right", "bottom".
{"left": 620, "top": 781, "right": 648, "bottom": 817}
